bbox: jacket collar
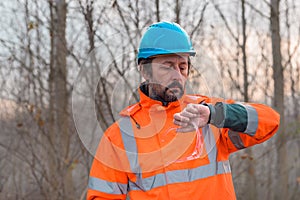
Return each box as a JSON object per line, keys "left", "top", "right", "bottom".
{"left": 120, "top": 83, "right": 209, "bottom": 116}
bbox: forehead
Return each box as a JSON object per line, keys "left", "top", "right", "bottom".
{"left": 152, "top": 54, "right": 189, "bottom": 63}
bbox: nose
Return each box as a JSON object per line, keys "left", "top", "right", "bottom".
{"left": 170, "top": 65, "right": 182, "bottom": 80}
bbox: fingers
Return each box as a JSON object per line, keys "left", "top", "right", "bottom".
{"left": 173, "top": 105, "right": 198, "bottom": 127}
{"left": 173, "top": 119, "right": 188, "bottom": 127}
{"left": 173, "top": 104, "right": 208, "bottom": 132}
{"left": 173, "top": 111, "right": 196, "bottom": 126}
{"left": 174, "top": 106, "right": 199, "bottom": 119}
{"left": 174, "top": 112, "right": 193, "bottom": 122}
{"left": 185, "top": 104, "right": 200, "bottom": 114}
{"left": 174, "top": 114, "right": 197, "bottom": 131}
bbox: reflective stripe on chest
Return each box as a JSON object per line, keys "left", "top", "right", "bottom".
{"left": 119, "top": 117, "right": 231, "bottom": 191}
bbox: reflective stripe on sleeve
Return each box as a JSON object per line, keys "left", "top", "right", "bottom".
{"left": 242, "top": 104, "right": 258, "bottom": 136}
{"left": 88, "top": 176, "right": 128, "bottom": 194}
{"left": 228, "top": 130, "right": 245, "bottom": 150}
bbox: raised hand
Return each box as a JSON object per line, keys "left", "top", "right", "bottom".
{"left": 173, "top": 104, "right": 210, "bottom": 132}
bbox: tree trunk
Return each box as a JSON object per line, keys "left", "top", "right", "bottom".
{"left": 241, "top": 0, "right": 248, "bottom": 103}
{"left": 175, "top": 0, "right": 180, "bottom": 24}
{"left": 241, "top": 1, "right": 256, "bottom": 199}
{"left": 49, "top": 0, "right": 73, "bottom": 199}
{"left": 270, "top": 0, "right": 287, "bottom": 199}
{"left": 155, "top": 0, "right": 160, "bottom": 22}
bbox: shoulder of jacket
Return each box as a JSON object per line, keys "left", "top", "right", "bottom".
{"left": 184, "top": 94, "right": 210, "bottom": 104}
{"left": 119, "top": 103, "right": 142, "bottom": 117}
{"left": 185, "top": 95, "right": 235, "bottom": 105}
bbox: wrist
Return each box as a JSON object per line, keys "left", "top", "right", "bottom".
{"left": 206, "top": 104, "right": 214, "bottom": 124}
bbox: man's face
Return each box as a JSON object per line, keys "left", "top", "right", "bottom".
{"left": 146, "top": 54, "right": 189, "bottom": 102}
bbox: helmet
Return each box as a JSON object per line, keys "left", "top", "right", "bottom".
{"left": 137, "top": 21, "right": 196, "bottom": 64}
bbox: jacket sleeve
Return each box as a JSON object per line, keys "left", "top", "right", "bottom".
{"left": 207, "top": 102, "right": 280, "bottom": 153}
{"left": 87, "top": 124, "right": 129, "bottom": 200}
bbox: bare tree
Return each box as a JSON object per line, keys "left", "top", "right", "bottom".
{"left": 155, "top": 0, "right": 160, "bottom": 21}
{"left": 270, "top": 0, "right": 288, "bottom": 199}
{"left": 175, "top": 0, "right": 181, "bottom": 24}
{"left": 48, "top": 0, "right": 75, "bottom": 199}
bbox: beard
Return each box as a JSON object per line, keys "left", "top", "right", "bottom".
{"left": 149, "top": 81, "right": 185, "bottom": 102}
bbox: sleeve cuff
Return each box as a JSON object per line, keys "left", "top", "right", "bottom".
{"left": 207, "top": 102, "right": 226, "bottom": 128}
{"left": 207, "top": 102, "right": 249, "bottom": 132}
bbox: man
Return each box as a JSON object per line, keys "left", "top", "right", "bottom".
{"left": 87, "top": 21, "right": 279, "bottom": 200}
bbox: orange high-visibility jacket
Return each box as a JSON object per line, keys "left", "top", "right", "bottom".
{"left": 87, "top": 89, "right": 280, "bottom": 200}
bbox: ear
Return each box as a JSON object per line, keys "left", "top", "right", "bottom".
{"left": 139, "top": 64, "right": 151, "bottom": 81}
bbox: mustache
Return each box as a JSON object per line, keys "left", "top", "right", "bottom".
{"left": 165, "top": 81, "right": 184, "bottom": 91}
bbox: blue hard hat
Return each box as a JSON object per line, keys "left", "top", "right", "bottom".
{"left": 137, "top": 21, "right": 196, "bottom": 64}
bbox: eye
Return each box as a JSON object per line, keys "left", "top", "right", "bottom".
{"left": 160, "top": 64, "right": 172, "bottom": 70}
{"left": 179, "top": 64, "right": 188, "bottom": 71}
